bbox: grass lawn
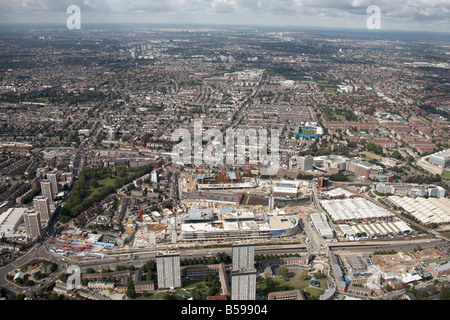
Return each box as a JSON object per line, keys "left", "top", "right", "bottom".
{"left": 422, "top": 256, "right": 450, "bottom": 266}
{"left": 86, "top": 177, "right": 119, "bottom": 198}
{"left": 97, "top": 178, "right": 116, "bottom": 187}
{"left": 359, "top": 151, "right": 382, "bottom": 160}
{"left": 181, "top": 279, "right": 212, "bottom": 297}
{"left": 333, "top": 114, "right": 346, "bottom": 121}
{"left": 183, "top": 279, "right": 204, "bottom": 289}
{"left": 136, "top": 290, "right": 188, "bottom": 300}
{"left": 442, "top": 170, "right": 450, "bottom": 180}
{"left": 257, "top": 271, "right": 327, "bottom": 300}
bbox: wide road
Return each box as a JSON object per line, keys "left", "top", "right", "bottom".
{"left": 67, "top": 237, "right": 448, "bottom": 271}
{"left": 0, "top": 242, "right": 66, "bottom": 296}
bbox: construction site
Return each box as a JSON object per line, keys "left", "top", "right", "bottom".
{"left": 370, "top": 247, "right": 444, "bottom": 274}
{"left": 50, "top": 165, "right": 313, "bottom": 253}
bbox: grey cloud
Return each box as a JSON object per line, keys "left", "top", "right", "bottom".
{"left": 0, "top": 0, "right": 448, "bottom": 28}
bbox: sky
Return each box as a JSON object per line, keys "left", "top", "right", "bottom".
{"left": 0, "top": 0, "right": 449, "bottom": 32}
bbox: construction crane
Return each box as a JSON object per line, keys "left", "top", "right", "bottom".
{"left": 63, "top": 225, "right": 69, "bottom": 240}
{"left": 137, "top": 200, "right": 148, "bottom": 237}
{"left": 234, "top": 192, "right": 245, "bottom": 213}
{"left": 246, "top": 159, "right": 259, "bottom": 182}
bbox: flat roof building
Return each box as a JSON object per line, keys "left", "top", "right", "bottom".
{"left": 428, "top": 149, "right": 450, "bottom": 169}
{"left": 387, "top": 196, "right": 450, "bottom": 225}
{"left": 0, "top": 207, "right": 26, "bottom": 238}
{"left": 427, "top": 262, "right": 450, "bottom": 278}
{"left": 320, "top": 197, "right": 393, "bottom": 222}
{"left": 268, "top": 290, "right": 304, "bottom": 300}
{"left": 273, "top": 181, "right": 299, "bottom": 197}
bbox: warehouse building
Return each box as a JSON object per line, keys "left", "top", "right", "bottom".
{"left": 387, "top": 196, "right": 450, "bottom": 225}
{"left": 343, "top": 221, "right": 412, "bottom": 238}
{"left": 320, "top": 197, "right": 393, "bottom": 222}
{"left": 0, "top": 207, "right": 26, "bottom": 239}
{"left": 310, "top": 212, "right": 334, "bottom": 239}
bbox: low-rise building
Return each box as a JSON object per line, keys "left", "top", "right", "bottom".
{"left": 427, "top": 262, "right": 450, "bottom": 278}
{"left": 268, "top": 290, "right": 304, "bottom": 300}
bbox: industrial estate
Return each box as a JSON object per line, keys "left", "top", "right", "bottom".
{"left": 0, "top": 7, "right": 449, "bottom": 304}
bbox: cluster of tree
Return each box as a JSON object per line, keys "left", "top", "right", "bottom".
{"left": 372, "top": 250, "right": 396, "bottom": 255}
{"left": 126, "top": 278, "right": 136, "bottom": 299}
{"left": 180, "top": 252, "right": 231, "bottom": 266}
{"left": 266, "top": 67, "right": 308, "bottom": 81}
{"left": 191, "top": 274, "right": 221, "bottom": 300}
{"left": 366, "top": 142, "right": 384, "bottom": 156}
{"left": 390, "top": 150, "right": 403, "bottom": 160}
{"left": 405, "top": 174, "right": 443, "bottom": 185}
{"left": 0, "top": 88, "right": 110, "bottom": 105}
{"left": 328, "top": 172, "right": 350, "bottom": 181}
{"left": 20, "top": 186, "right": 41, "bottom": 204}
{"left": 114, "top": 264, "right": 137, "bottom": 272}
{"left": 6, "top": 274, "right": 34, "bottom": 287}
{"left": 406, "top": 285, "right": 440, "bottom": 300}
{"left": 440, "top": 285, "right": 450, "bottom": 300}
{"left": 34, "top": 281, "right": 68, "bottom": 300}
{"left": 418, "top": 104, "right": 450, "bottom": 122}
{"left": 323, "top": 107, "right": 358, "bottom": 122}
{"left": 297, "top": 174, "right": 314, "bottom": 180}
{"left": 60, "top": 165, "right": 153, "bottom": 223}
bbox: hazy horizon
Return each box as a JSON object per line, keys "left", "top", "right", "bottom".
{"left": 0, "top": 0, "right": 448, "bottom": 34}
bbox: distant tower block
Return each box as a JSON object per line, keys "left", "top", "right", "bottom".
{"left": 47, "top": 173, "right": 59, "bottom": 195}
{"left": 300, "top": 155, "right": 314, "bottom": 171}
{"left": 151, "top": 170, "right": 158, "bottom": 183}
{"left": 23, "top": 209, "right": 42, "bottom": 238}
{"left": 40, "top": 180, "right": 54, "bottom": 202}
{"left": 108, "top": 127, "right": 116, "bottom": 140}
{"left": 156, "top": 253, "right": 181, "bottom": 290}
{"left": 171, "top": 229, "right": 177, "bottom": 244}
{"left": 232, "top": 243, "right": 255, "bottom": 270}
{"left": 268, "top": 194, "right": 274, "bottom": 214}
{"left": 33, "top": 196, "right": 50, "bottom": 221}
{"left": 149, "top": 231, "right": 156, "bottom": 248}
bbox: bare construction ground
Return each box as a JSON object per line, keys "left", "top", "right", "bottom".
{"left": 370, "top": 247, "right": 442, "bottom": 273}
